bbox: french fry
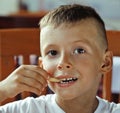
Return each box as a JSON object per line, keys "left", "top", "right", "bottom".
{"left": 49, "top": 78, "right": 60, "bottom": 82}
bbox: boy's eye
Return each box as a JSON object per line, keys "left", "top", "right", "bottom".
{"left": 47, "top": 50, "right": 58, "bottom": 56}
{"left": 74, "top": 48, "right": 86, "bottom": 54}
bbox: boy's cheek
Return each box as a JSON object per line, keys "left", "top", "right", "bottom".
{"left": 43, "top": 64, "right": 54, "bottom": 77}
{"left": 42, "top": 59, "right": 58, "bottom": 77}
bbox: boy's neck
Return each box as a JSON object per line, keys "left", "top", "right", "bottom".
{"left": 56, "top": 95, "right": 99, "bottom": 113}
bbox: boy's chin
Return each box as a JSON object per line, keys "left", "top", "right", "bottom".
{"left": 56, "top": 92, "right": 78, "bottom": 101}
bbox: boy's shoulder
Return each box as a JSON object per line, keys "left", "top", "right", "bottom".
{"left": 0, "top": 94, "right": 62, "bottom": 113}
{"left": 95, "top": 96, "right": 120, "bottom": 113}
{"left": 35, "top": 94, "right": 56, "bottom": 102}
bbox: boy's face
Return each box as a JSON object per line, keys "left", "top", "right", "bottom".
{"left": 40, "top": 19, "right": 111, "bottom": 100}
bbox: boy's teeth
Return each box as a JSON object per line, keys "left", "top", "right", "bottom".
{"left": 49, "top": 77, "right": 78, "bottom": 83}
{"left": 60, "top": 77, "right": 78, "bottom": 83}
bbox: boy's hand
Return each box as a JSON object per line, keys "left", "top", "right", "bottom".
{"left": 0, "top": 65, "right": 49, "bottom": 101}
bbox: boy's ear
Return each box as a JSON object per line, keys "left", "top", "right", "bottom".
{"left": 100, "top": 51, "right": 113, "bottom": 74}
{"left": 38, "top": 57, "right": 43, "bottom": 68}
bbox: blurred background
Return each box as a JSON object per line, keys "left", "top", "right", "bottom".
{"left": 0, "top": 0, "right": 120, "bottom": 30}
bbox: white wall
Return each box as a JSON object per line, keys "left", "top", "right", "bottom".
{"left": 0, "top": 0, "right": 120, "bottom": 30}
{"left": 0, "top": 0, "right": 19, "bottom": 15}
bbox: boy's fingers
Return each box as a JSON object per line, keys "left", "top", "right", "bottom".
{"left": 23, "top": 69, "right": 48, "bottom": 85}
{"left": 19, "top": 83, "right": 43, "bottom": 96}
{"left": 20, "top": 65, "right": 49, "bottom": 80}
{"left": 18, "top": 75, "right": 47, "bottom": 91}
{"left": 11, "top": 65, "right": 49, "bottom": 95}
{"left": 15, "top": 65, "right": 49, "bottom": 86}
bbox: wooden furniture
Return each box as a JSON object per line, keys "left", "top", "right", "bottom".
{"left": 103, "top": 30, "right": 120, "bottom": 103}
{"left": 0, "top": 11, "right": 47, "bottom": 29}
{"left": 0, "top": 28, "right": 42, "bottom": 105}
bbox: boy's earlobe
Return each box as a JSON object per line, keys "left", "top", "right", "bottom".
{"left": 101, "top": 51, "right": 113, "bottom": 73}
{"left": 38, "top": 57, "right": 43, "bottom": 68}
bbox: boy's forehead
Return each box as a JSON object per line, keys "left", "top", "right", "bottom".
{"left": 40, "top": 18, "right": 100, "bottom": 40}
{"left": 40, "top": 19, "right": 101, "bottom": 47}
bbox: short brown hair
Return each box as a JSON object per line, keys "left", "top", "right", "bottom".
{"left": 40, "top": 4, "right": 108, "bottom": 50}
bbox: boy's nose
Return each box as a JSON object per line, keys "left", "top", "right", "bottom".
{"left": 57, "top": 63, "right": 72, "bottom": 70}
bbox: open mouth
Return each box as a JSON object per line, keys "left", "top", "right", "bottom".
{"left": 59, "top": 77, "right": 78, "bottom": 84}
{"left": 49, "top": 77, "right": 78, "bottom": 83}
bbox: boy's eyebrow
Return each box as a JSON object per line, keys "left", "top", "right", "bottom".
{"left": 43, "top": 40, "right": 90, "bottom": 48}
{"left": 73, "top": 40, "right": 85, "bottom": 43}
{"left": 43, "top": 44, "right": 57, "bottom": 48}
{"left": 42, "top": 44, "right": 57, "bottom": 51}
{"left": 73, "top": 39, "right": 90, "bottom": 45}
{"left": 72, "top": 39, "right": 95, "bottom": 49}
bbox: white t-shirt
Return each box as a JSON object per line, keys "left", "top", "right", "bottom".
{"left": 0, "top": 94, "right": 120, "bottom": 113}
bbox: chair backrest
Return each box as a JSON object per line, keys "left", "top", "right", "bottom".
{"left": 0, "top": 11, "right": 47, "bottom": 29}
{"left": 0, "top": 28, "right": 41, "bottom": 105}
{"left": 103, "top": 30, "right": 120, "bottom": 103}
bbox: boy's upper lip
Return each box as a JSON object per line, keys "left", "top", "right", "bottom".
{"left": 53, "top": 70, "right": 80, "bottom": 79}
{"left": 55, "top": 75, "right": 77, "bottom": 79}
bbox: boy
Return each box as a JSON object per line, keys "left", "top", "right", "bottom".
{"left": 0, "top": 4, "right": 120, "bottom": 113}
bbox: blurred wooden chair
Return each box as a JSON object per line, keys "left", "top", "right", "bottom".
{"left": 0, "top": 28, "right": 47, "bottom": 105}
{"left": 103, "top": 30, "right": 120, "bottom": 103}
{"left": 0, "top": 11, "right": 47, "bottom": 29}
